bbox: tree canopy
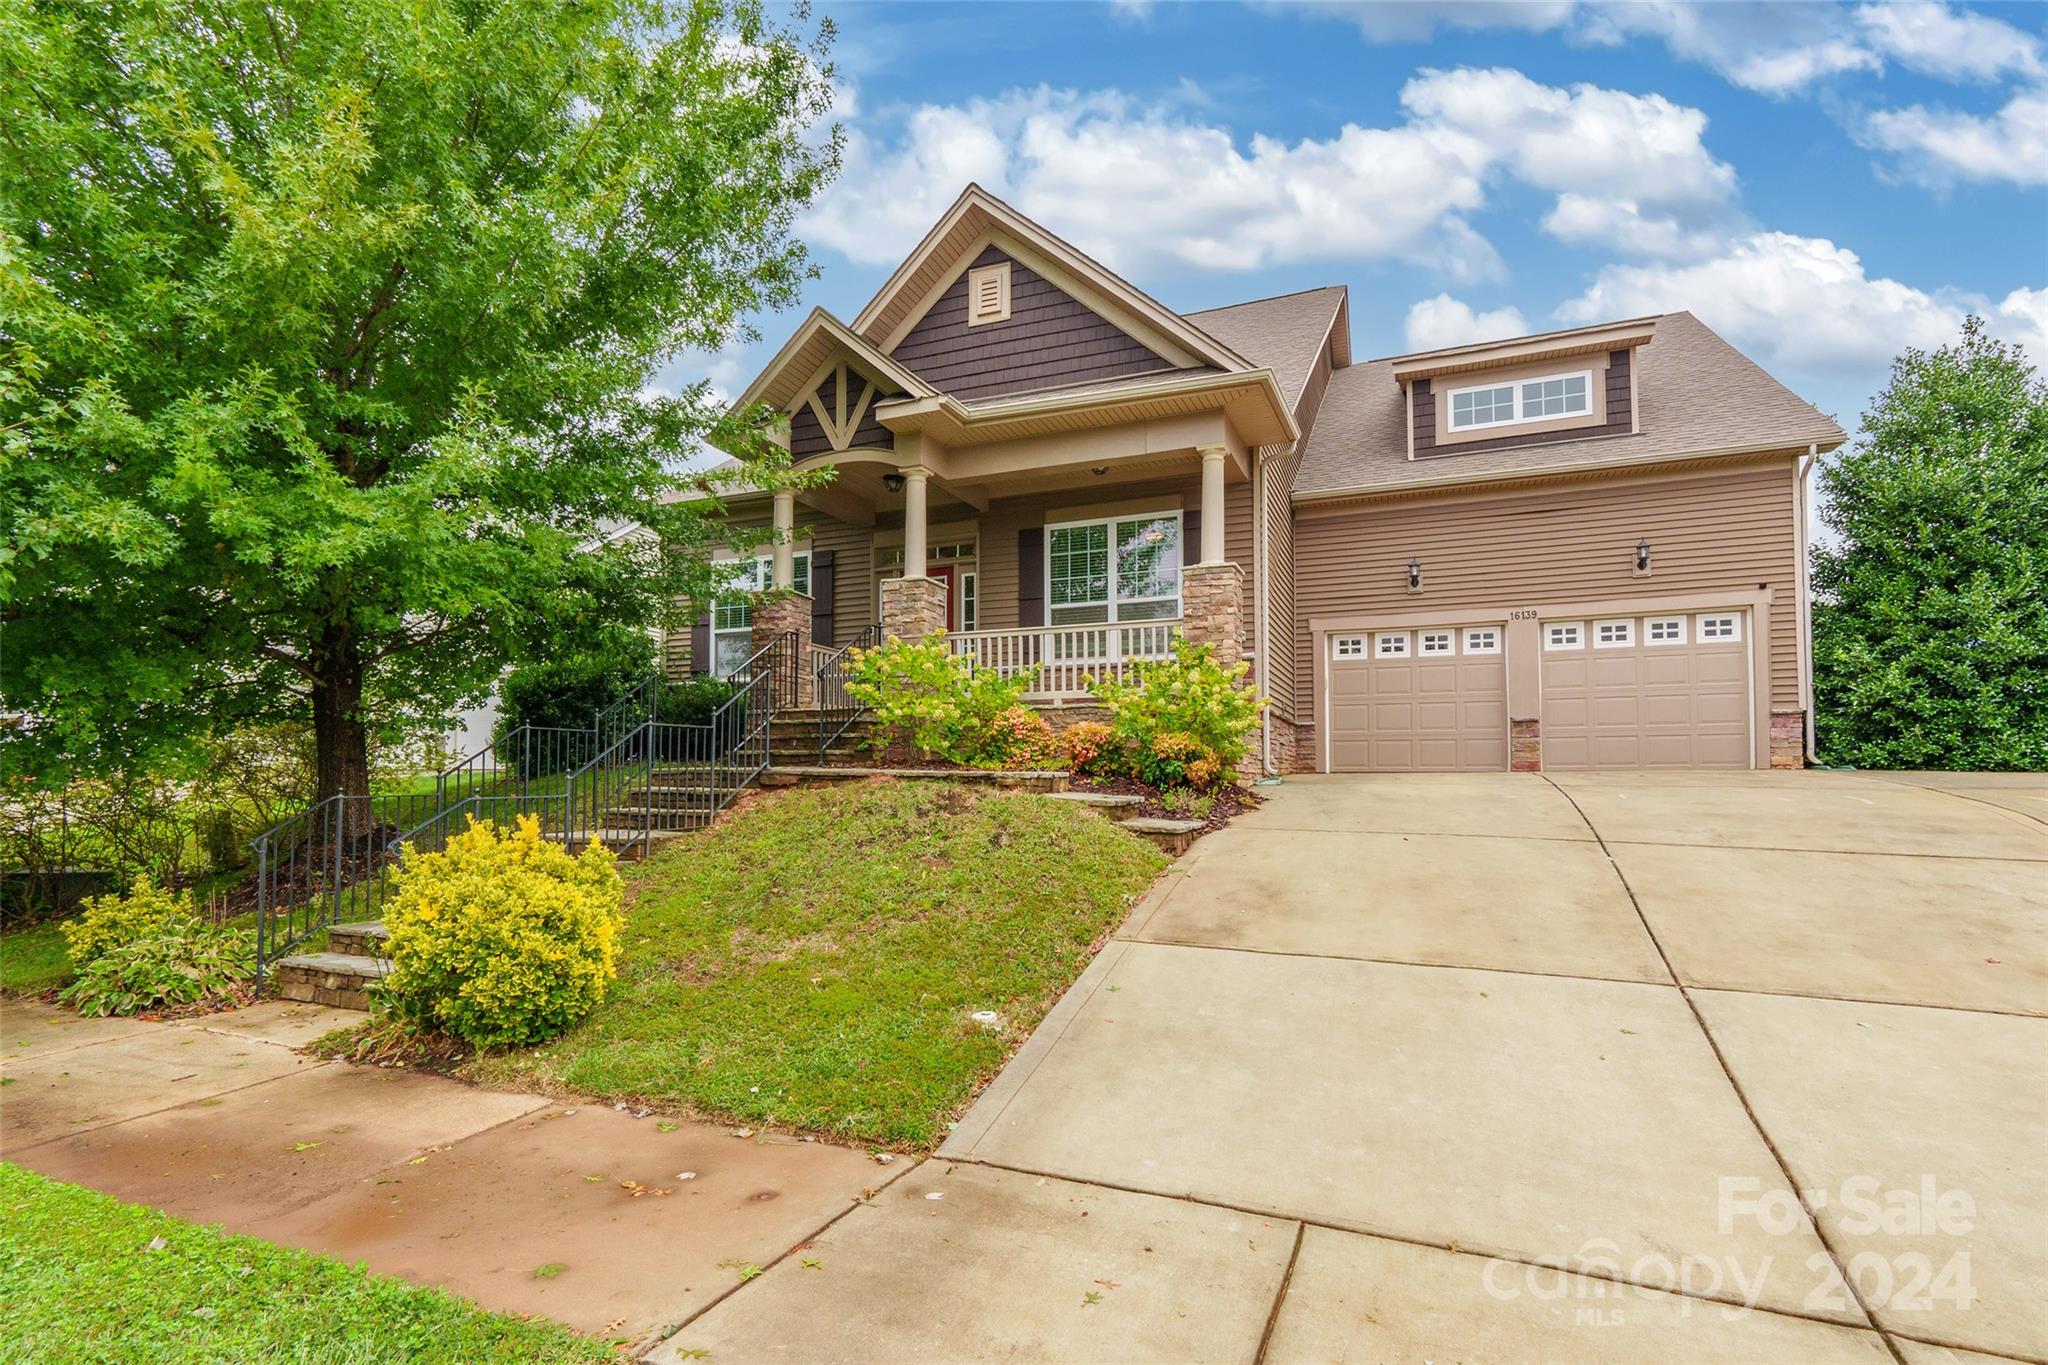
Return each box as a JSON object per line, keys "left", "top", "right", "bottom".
{"left": 1812, "top": 317, "right": 2048, "bottom": 770}
{"left": 1, "top": 0, "right": 838, "bottom": 804}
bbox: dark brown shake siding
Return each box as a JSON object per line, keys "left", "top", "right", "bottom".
{"left": 788, "top": 367, "right": 895, "bottom": 457}
{"left": 890, "top": 246, "right": 1180, "bottom": 401}
{"left": 1290, "top": 457, "right": 1803, "bottom": 711}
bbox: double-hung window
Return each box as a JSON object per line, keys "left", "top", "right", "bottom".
{"left": 1047, "top": 512, "right": 1182, "bottom": 625}
{"left": 710, "top": 552, "right": 809, "bottom": 676}
{"left": 1447, "top": 369, "right": 1592, "bottom": 431}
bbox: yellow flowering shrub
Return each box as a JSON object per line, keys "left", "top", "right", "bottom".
{"left": 59, "top": 876, "right": 189, "bottom": 968}
{"left": 382, "top": 815, "right": 625, "bottom": 1048}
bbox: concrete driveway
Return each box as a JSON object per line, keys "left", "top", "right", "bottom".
{"left": 662, "top": 770, "right": 2048, "bottom": 1364}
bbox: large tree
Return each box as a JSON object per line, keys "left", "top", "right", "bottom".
{"left": 1812, "top": 318, "right": 2048, "bottom": 770}
{"left": 1, "top": 0, "right": 836, "bottom": 815}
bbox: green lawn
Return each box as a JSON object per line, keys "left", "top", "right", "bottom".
{"left": 469, "top": 780, "right": 1164, "bottom": 1147}
{"left": 0, "top": 920, "right": 72, "bottom": 995}
{"left": 0, "top": 1163, "right": 612, "bottom": 1364}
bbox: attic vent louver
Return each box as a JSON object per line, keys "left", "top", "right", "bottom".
{"left": 967, "top": 262, "right": 1011, "bottom": 326}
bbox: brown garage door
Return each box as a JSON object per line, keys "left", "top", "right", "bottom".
{"left": 1327, "top": 625, "right": 1507, "bottom": 772}
{"left": 1540, "top": 611, "right": 1750, "bottom": 769}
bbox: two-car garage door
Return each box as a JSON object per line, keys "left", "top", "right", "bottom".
{"left": 1324, "top": 609, "right": 1753, "bottom": 772}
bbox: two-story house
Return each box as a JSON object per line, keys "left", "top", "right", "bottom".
{"left": 673, "top": 185, "right": 1844, "bottom": 774}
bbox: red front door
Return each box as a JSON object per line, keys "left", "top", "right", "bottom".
{"left": 927, "top": 564, "right": 959, "bottom": 631}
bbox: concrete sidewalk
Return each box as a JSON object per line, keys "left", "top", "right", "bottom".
{"left": 1, "top": 998, "right": 903, "bottom": 1348}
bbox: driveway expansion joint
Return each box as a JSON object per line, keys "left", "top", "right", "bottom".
{"left": 1542, "top": 774, "right": 1912, "bottom": 1365}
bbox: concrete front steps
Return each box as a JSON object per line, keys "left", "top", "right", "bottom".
{"left": 275, "top": 920, "right": 389, "bottom": 1010}
{"left": 768, "top": 711, "right": 881, "bottom": 767}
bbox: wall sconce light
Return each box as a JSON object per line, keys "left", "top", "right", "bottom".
{"left": 1408, "top": 557, "right": 1423, "bottom": 592}
{"left": 881, "top": 471, "right": 906, "bottom": 494}
{"left": 1635, "top": 537, "right": 1652, "bottom": 574}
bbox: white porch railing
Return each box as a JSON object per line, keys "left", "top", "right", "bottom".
{"left": 950, "top": 620, "right": 1180, "bottom": 697}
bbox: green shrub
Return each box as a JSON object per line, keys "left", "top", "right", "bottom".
{"left": 495, "top": 634, "right": 658, "bottom": 761}
{"left": 58, "top": 877, "right": 189, "bottom": 969}
{"left": 1058, "top": 720, "right": 1124, "bottom": 775}
{"left": 383, "top": 815, "right": 625, "bottom": 1048}
{"left": 1090, "top": 638, "right": 1266, "bottom": 785}
{"left": 658, "top": 675, "right": 740, "bottom": 725}
{"left": 983, "top": 705, "right": 1060, "bottom": 768}
{"left": 842, "top": 633, "right": 1043, "bottom": 766}
{"left": 59, "top": 919, "right": 251, "bottom": 1016}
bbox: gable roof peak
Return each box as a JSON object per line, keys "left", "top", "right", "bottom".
{"left": 848, "top": 183, "right": 1254, "bottom": 375}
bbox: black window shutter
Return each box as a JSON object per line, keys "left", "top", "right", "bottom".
{"left": 688, "top": 613, "right": 710, "bottom": 677}
{"left": 809, "top": 550, "right": 836, "bottom": 646}
{"left": 1017, "top": 527, "right": 1045, "bottom": 627}
{"left": 1183, "top": 508, "right": 1200, "bottom": 565}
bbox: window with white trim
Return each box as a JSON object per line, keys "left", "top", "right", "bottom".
{"left": 1333, "top": 635, "right": 1366, "bottom": 659}
{"left": 1375, "top": 631, "right": 1410, "bottom": 657}
{"left": 1646, "top": 616, "right": 1686, "bottom": 645}
{"left": 960, "top": 571, "right": 978, "bottom": 633}
{"left": 711, "top": 552, "right": 810, "bottom": 676}
{"left": 1447, "top": 369, "right": 1592, "bottom": 431}
{"left": 1047, "top": 513, "right": 1181, "bottom": 626}
{"left": 1545, "top": 621, "right": 1584, "bottom": 650}
{"left": 1697, "top": 613, "right": 1742, "bottom": 642}
{"left": 1419, "top": 630, "right": 1454, "bottom": 655}
{"left": 1463, "top": 626, "right": 1501, "bottom": 655}
{"left": 1595, "top": 619, "right": 1635, "bottom": 648}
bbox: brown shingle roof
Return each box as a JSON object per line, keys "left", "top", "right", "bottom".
{"left": 1292, "top": 311, "right": 1847, "bottom": 499}
{"left": 1186, "top": 286, "right": 1347, "bottom": 415}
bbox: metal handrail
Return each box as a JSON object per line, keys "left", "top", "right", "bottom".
{"left": 815, "top": 624, "right": 882, "bottom": 763}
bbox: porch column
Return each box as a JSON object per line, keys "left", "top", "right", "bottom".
{"left": 1183, "top": 445, "right": 1243, "bottom": 669}
{"left": 770, "top": 489, "right": 795, "bottom": 589}
{"left": 900, "top": 467, "right": 930, "bottom": 577}
{"left": 1197, "top": 445, "right": 1227, "bottom": 564}
{"left": 751, "top": 592, "right": 814, "bottom": 707}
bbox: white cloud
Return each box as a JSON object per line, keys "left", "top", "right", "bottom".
{"left": 1283, "top": 0, "right": 1575, "bottom": 43}
{"left": 1404, "top": 294, "right": 1530, "bottom": 350}
{"left": 1861, "top": 87, "right": 2048, "bottom": 186}
{"left": 1995, "top": 285, "right": 2048, "bottom": 359}
{"left": 1558, "top": 230, "right": 2044, "bottom": 375}
{"left": 802, "top": 69, "right": 1738, "bottom": 278}
{"left": 1854, "top": 2, "right": 2043, "bottom": 83}
{"left": 1543, "top": 194, "right": 1726, "bottom": 258}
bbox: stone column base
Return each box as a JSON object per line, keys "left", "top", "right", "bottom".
{"left": 1510, "top": 718, "right": 1542, "bottom": 772}
{"left": 1181, "top": 561, "right": 1246, "bottom": 667}
{"left": 752, "top": 592, "right": 814, "bottom": 708}
{"left": 881, "top": 575, "right": 948, "bottom": 644}
{"left": 1769, "top": 711, "right": 1806, "bottom": 769}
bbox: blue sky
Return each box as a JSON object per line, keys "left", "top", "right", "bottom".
{"left": 661, "top": 0, "right": 2048, "bottom": 439}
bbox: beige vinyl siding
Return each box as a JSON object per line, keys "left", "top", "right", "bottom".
{"left": 1260, "top": 443, "right": 1305, "bottom": 720}
{"left": 974, "top": 473, "right": 1253, "bottom": 642}
{"left": 1293, "top": 457, "right": 1803, "bottom": 711}
{"left": 662, "top": 508, "right": 875, "bottom": 673}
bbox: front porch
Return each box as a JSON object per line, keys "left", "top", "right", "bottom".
{"left": 947, "top": 618, "right": 1179, "bottom": 697}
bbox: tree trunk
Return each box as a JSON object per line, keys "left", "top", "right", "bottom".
{"left": 311, "top": 622, "right": 373, "bottom": 840}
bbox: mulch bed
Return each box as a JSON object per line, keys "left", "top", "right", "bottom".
{"left": 1069, "top": 775, "right": 1259, "bottom": 833}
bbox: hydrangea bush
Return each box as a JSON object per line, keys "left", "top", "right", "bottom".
{"left": 842, "top": 633, "right": 1049, "bottom": 767}
{"left": 383, "top": 816, "right": 625, "bottom": 1048}
{"left": 1089, "top": 637, "right": 1266, "bottom": 789}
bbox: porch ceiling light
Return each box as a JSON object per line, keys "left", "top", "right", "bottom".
{"left": 1408, "top": 557, "right": 1422, "bottom": 591}
{"left": 881, "top": 471, "right": 906, "bottom": 494}
{"left": 1636, "top": 537, "right": 1652, "bottom": 573}
{"left": 1090, "top": 466, "right": 1108, "bottom": 476}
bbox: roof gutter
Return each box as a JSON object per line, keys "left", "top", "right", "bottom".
{"left": 1798, "top": 443, "right": 1820, "bottom": 764}
{"left": 1290, "top": 435, "right": 1848, "bottom": 507}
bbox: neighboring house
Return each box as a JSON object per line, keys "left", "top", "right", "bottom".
{"left": 671, "top": 185, "right": 1844, "bottom": 773}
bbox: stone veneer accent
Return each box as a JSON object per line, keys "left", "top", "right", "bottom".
{"left": 1510, "top": 718, "right": 1542, "bottom": 773}
{"left": 881, "top": 575, "right": 948, "bottom": 644}
{"left": 751, "top": 592, "right": 814, "bottom": 708}
{"left": 1769, "top": 711, "right": 1806, "bottom": 769}
{"left": 1181, "top": 561, "right": 1245, "bottom": 667}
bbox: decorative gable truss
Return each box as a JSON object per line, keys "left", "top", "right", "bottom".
{"left": 803, "top": 361, "right": 879, "bottom": 452}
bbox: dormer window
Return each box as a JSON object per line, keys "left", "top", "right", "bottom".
{"left": 967, "top": 262, "right": 1011, "bottom": 326}
{"left": 1447, "top": 369, "right": 1591, "bottom": 431}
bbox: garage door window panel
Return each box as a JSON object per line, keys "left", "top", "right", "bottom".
{"left": 1697, "top": 613, "right": 1742, "bottom": 642}
{"left": 1463, "top": 627, "right": 1501, "bottom": 655}
{"left": 1419, "top": 630, "right": 1454, "bottom": 655}
{"left": 1647, "top": 616, "right": 1687, "bottom": 645}
{"left": 1545, "top": 622, "right": 1584, "bottom": 650}
{"left": 1376, "top": 632, "right": 1411, "bottom": 657}
{"left": 1595, "top": 619, "right": 1636, "bottom": 648}
{"left": 1333, "top": 635, "right": 1366, "bottom": 659}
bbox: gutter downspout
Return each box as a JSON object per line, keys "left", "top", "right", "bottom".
{"left": 1254, "top": 445, "right": 1274, "bottom": 776}
{"left": 1797, "top": 444, "right": 1818, "bottom": 763}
